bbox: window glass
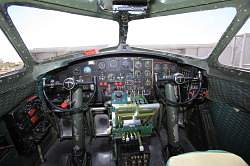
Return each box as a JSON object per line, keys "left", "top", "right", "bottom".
{"left": 127, "top": 8, "right": 236, "bottom": 58}
{"left": 219, "top": 18, "right": 250, "bottom": 69}
{"left": 0, "top": 29, "right": 24, "bottom": 75}
{"left": 8, "top": 6, "right": 119, "bottom": 62}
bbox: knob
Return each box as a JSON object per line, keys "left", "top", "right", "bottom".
{"left": 115, "top": 91, "right": 123, "bottom": 98}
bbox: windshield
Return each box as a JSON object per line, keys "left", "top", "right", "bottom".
{"left": 8, "top": 6, "right": 119, "bottom": 62}
{"left": 8, "top": 6, "right": 236, "bottom": 61}
{"left": 127, "top": 8, "right": 236, "bottom": 58}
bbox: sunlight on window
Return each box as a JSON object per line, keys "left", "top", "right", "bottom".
{"left": 0, "top": 29, "right": 23, "bottom": 75}
{"left": 8, "top": 6, "right": 119, "bottom": 61}
{"left": 219, "top": 18, "right": 250, "bottom": 70}
{"left": 127, "top": 8, "right": 236, "bottom": 58}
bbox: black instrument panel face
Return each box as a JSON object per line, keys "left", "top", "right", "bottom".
{"left": 51, "top": 56, "right": 198, "bottom": 100}
{"left": 69, "top": 57, "right": 157, "bottom": 96}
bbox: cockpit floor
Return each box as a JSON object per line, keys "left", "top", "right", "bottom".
{"left": 41, "top": 134, "right": 166, "bottom": 166}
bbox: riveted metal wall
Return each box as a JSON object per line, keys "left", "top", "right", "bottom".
{"left": 210, "top": 102, "right": 250, "bottom": 164}
{"left": 0, "top": 81, "right": 35, "bottom": 117}
{"left": 208, "top": 76, "right": 250, "bottom": 111}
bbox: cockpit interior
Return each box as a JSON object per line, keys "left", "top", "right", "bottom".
{"left": 0, "top": 0, "right": 250, "bottom": 166}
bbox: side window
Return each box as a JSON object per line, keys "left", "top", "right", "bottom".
{"left": 219, "top": 18, "right": 250, "bottom": 69}
{"left": 0, "top": 29, "right": 24, "bottom": 75}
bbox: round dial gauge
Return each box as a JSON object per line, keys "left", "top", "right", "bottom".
{"left": 135, "top": 70, "right": 141, "bottom": 77}
{"left": 83, "top": 66, "right": 92, "bottom": 74}
{"left": 145, "top": 60, "right": 151, "bottom": 68}
{"left": 98, "top": 62, "right": 106, "bottom": 70}
{"left": 110, "top": 60, "right": 118, "bottom": 68}
{"left": 145, "top": 70, "right": 151, "bottom": 77}
{"left": 122, "top": 60, "right": 130, "bottom": 69}
{"left": 145, "top": 79, "right": 152, "bottom": 86}
{"left": 135, "top": 61, "right": 142, "bottom": 69}
{"left": 73, "top": 67, "right": 81, "bottom": 75}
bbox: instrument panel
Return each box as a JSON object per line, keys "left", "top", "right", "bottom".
{"left": 51, "top": 56, "right": 198, "bottom": 101}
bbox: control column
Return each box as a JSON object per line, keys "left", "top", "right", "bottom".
{"left": 72, "top": 88, "right": 85, "bottom": 163}
{"left": 165, "top": 84, "right": 179, "bottom": 144}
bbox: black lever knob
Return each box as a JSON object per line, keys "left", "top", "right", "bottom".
{"left": 115, "top": 91, "right": 123, "bottom": 98}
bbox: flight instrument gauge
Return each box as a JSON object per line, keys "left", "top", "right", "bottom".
{"left": 122, "top": 59, "right": 130, "bottom": 69}
{"left": 83, "top": 66, "right": 92, "bottom": 74}
{"left": 145, "top": 60, "right": 152, "bottom": 68}
{"left": 73, "top": 67, "right": 81, "bottom": 75}
{"left": 98, "top": 62, "right": 106, "bottom": 70}
{"left": 134, "top": 61, "right": 142, "bottom": 69}
{"left": 110, "top": 60, "right": 118, "bottom": 68}
{"left": 145, "top": 70, "right": 151, "bottom": 77}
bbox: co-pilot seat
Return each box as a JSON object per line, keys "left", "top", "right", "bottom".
{"left": 167, "top": 151, "right": 248, "bottom": 166}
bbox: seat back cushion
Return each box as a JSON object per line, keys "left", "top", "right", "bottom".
{"left": 167, "top": 151, "right": 248, "bottom": 166}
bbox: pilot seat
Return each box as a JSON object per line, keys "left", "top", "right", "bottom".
{"left": 167, "top": 150, "right": 248, "bottom": 166}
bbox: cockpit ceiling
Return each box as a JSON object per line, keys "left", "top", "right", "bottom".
{"left": 0, "top": 0, "right": 240, "bottom": 19}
